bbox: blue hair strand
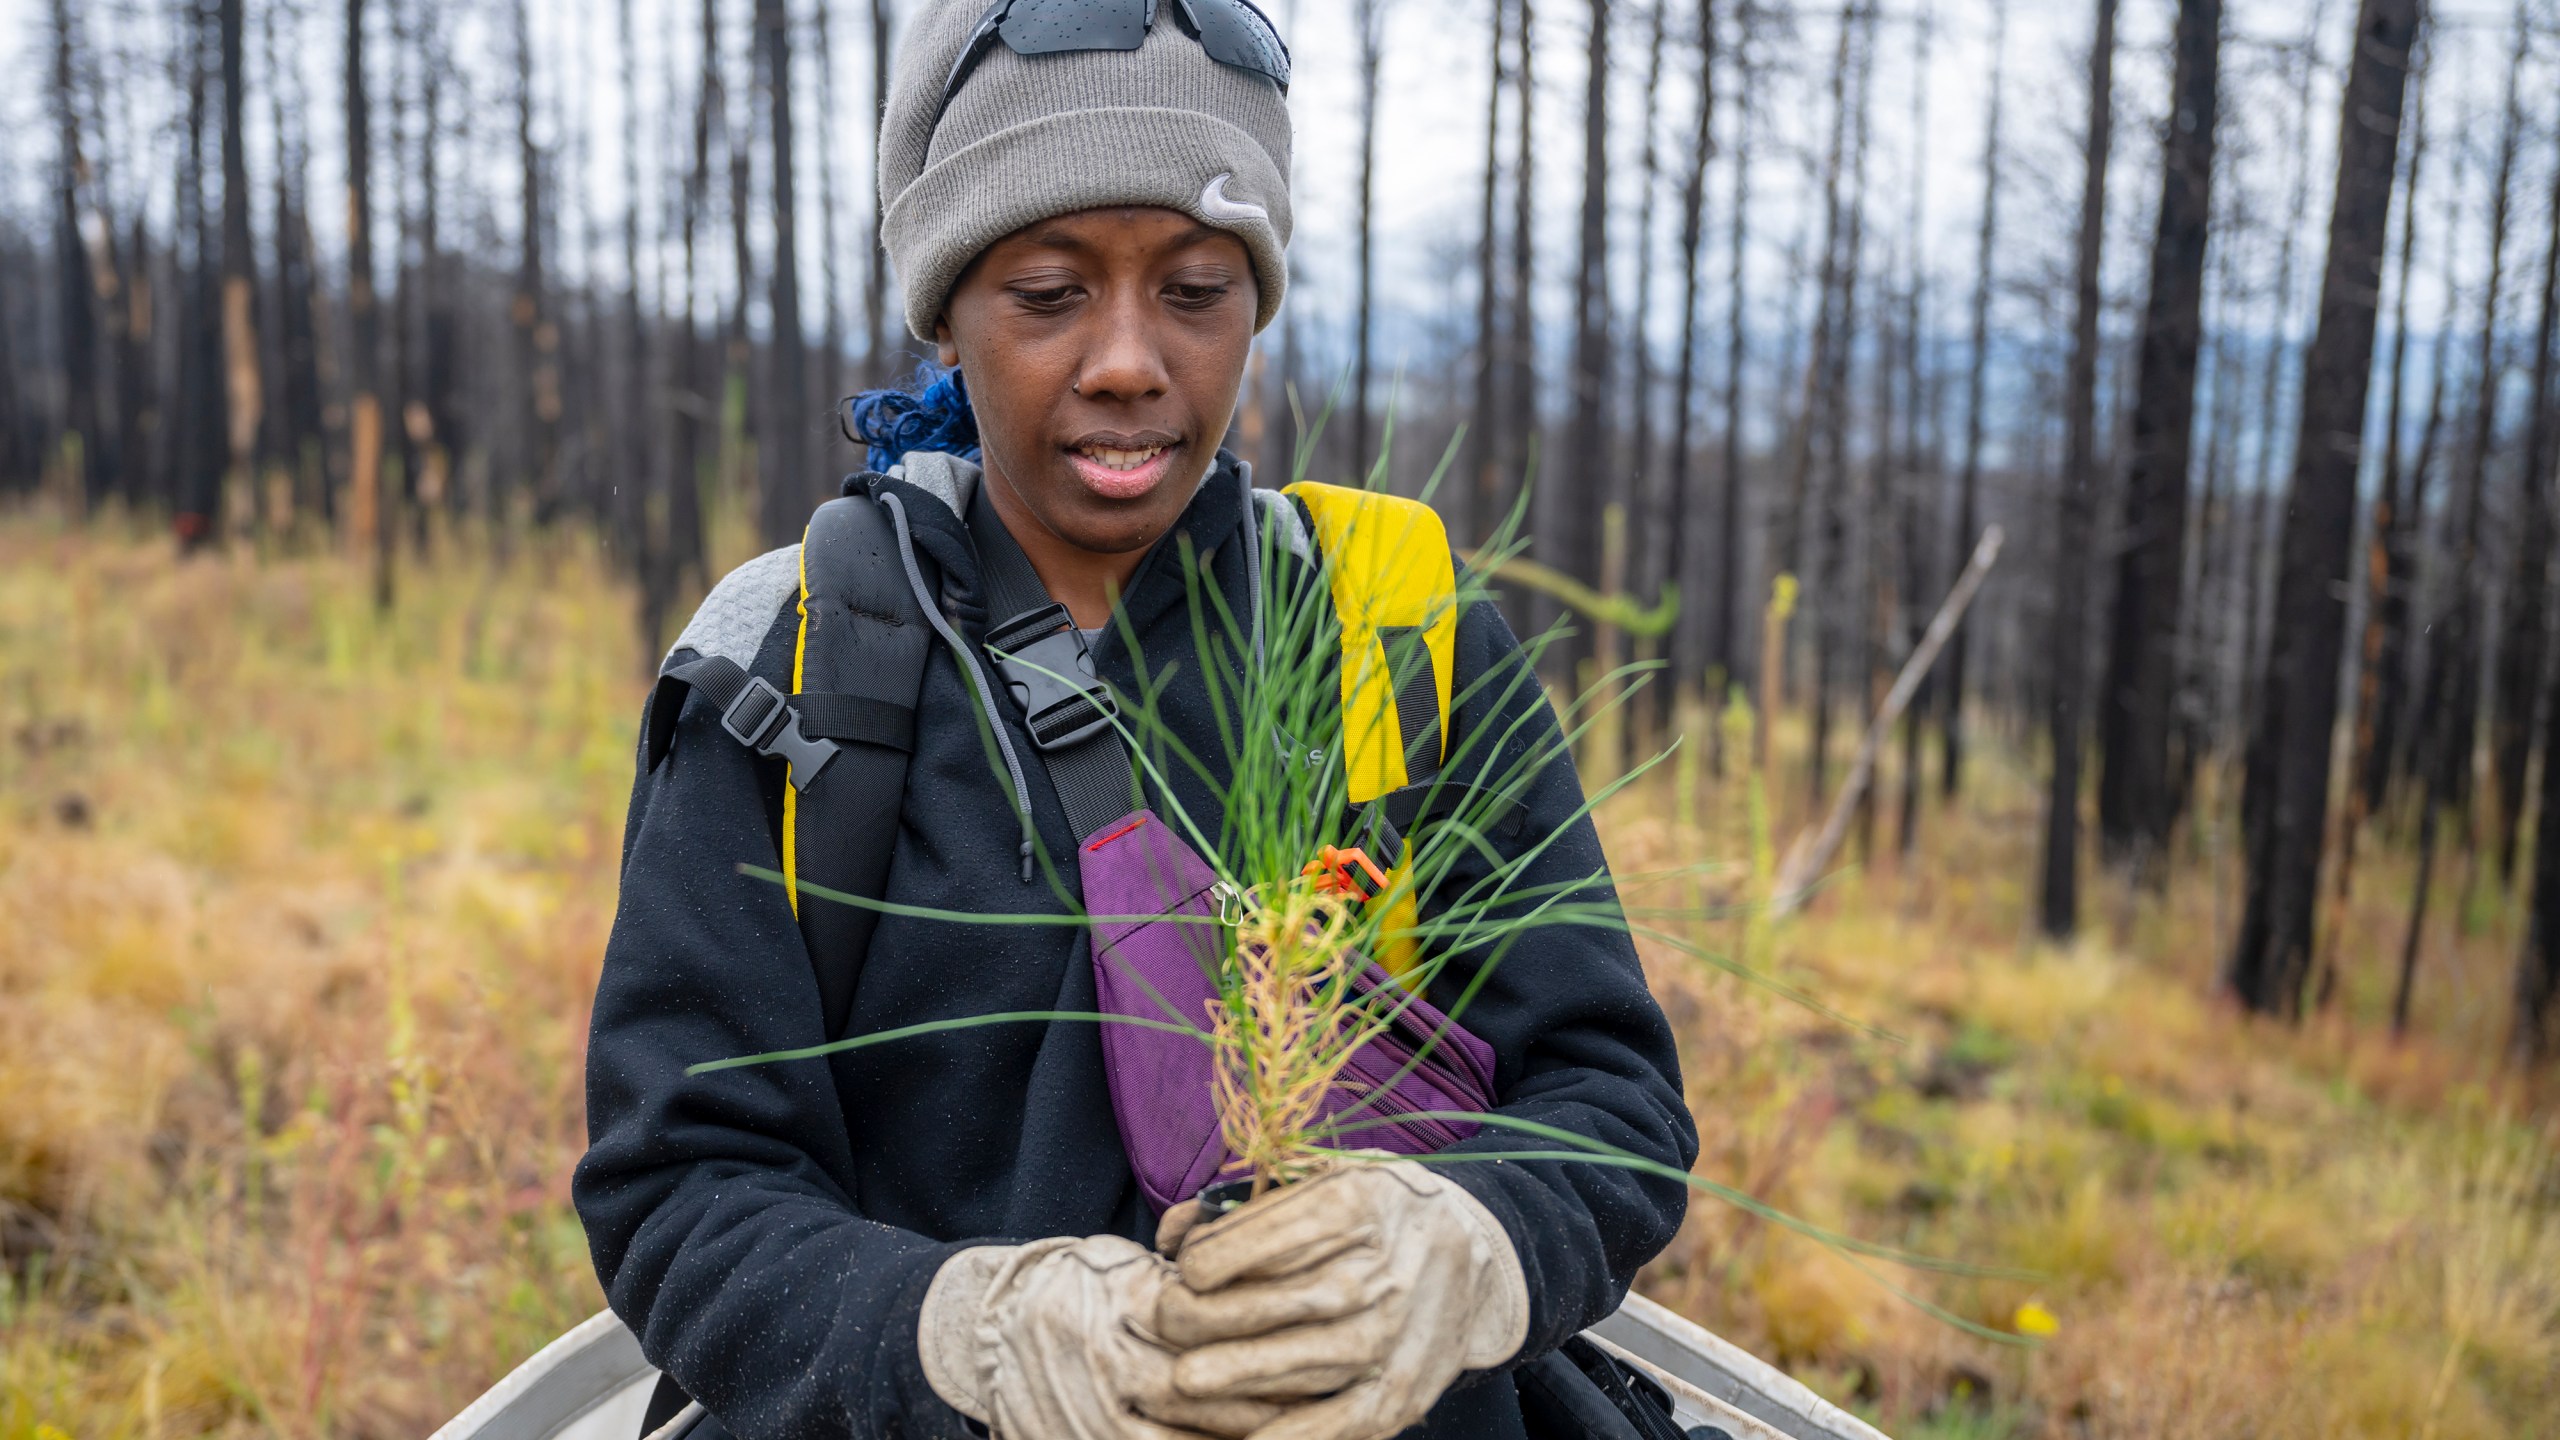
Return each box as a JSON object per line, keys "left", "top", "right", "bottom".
{"left": 840, "top": 364, "right": 982, "bottom": 475}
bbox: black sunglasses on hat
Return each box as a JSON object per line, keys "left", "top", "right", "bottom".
{"left": 937, "top": 0, "right": 1291, "bottom": 124}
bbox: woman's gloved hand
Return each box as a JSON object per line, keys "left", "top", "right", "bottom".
{"left": 1154, "top": 1161, "right": 1530, "bottom": 1440}
{"left": 919, "top": 1235, "right": 1287, "bottom": 1439}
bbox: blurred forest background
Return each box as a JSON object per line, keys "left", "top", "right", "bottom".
{"left": 3, "top": 0, "right": 2560, "bottom": 1434}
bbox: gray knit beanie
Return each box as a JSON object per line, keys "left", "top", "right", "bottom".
{"left": 878, "top": 0, "right": 1293, "bottom": 342}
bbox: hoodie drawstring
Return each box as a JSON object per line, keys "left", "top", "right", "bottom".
{"left": 879, "top": 490, "right": 1041, "bottom": 883}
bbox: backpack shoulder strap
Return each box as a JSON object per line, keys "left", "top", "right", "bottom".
{"left": 1282, "top": 483, "right": 1463, "bottom": 983}
{"left": 1281, "top": 482, "right": 1458, "bottom": 803}
{"left": 786, "top": 491, "right": 935, "bottom": 1035}
{"left": 645, "top": 491, "right": 931, "bottom": 1037}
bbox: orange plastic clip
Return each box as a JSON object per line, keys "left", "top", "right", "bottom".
{"left": 1302, "top": 845, "right": 1390, "bottom": 902}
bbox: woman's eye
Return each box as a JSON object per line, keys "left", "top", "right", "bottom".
{"left": 1011, "top": 286, "right": 1080, "bottom": 310}
{"left": 1167, "top": 284, "right": 1230, "bottom": 309}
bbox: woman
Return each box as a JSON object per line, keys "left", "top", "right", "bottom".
{"left": 573, "top": 1, "right": 1698, "bottom": 1436}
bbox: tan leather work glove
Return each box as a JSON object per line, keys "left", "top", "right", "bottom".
{"left": 919, "top": 1235, "right": 1286, "bottom": 1440}
{"left": 1155, "top": 1161, "right": 1530, "bottom": 1440}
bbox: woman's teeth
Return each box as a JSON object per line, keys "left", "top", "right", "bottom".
{"left": 1067, "top": 441, "right": 1175, "bottom": 499}
{"left": 1080, "top": 445, "right": 1164, "bottom": 471}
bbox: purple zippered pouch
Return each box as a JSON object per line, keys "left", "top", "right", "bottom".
{"left": 1078, "top": 809, "right": 1499, "bottom": 1215}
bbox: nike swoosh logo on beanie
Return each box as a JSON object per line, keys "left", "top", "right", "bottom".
{"left": 1198, "top": 173, "right": 1269, "bottom": 224}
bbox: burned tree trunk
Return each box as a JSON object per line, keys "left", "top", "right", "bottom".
{"left": 1628, "top": 0, "right": 1668, "bottom": 560}
{"left": 1549, "top": 0, "right": 1611, "bottom": 665}
{"left": 731, "top": 0, "right": 757, "bottom": 428}
{"left": 1778, "top": 2, "right": 1856, "bottom": 601}
{"left": 216, "top": 0, "right": 260, "bottom": 545}
{"left": 514, "top": 0, "right": 558, "bottom": 526}
{"left": 2039, "top": 0, "right": 2118, "bottom": 940}
{"left": 2318, "top": 26, "right": 2432, "bottom": 1003}
{"left": 1773, "top": 0, "right": 1859, "bottom": 793}
{"left": 2428, "top": 53, "right": 2525, "bottom": 853}
{"left": 817, "top": 0, "right": 844, "bottom": 421}
{"left": 1464, "top": 0, "right": 1509, "bottom": 548}
{"left": 347, "top": 0, "right": 390, "bottom": 603}
{"left": 2392, "top": 169, "right": 2467, "bottom": 1024}
{"left": 2183, "top": 249, "right": 2240, "bottom": 795}
{"left": 2097, "top": 0, "right": 2218, "bottom": 877}
{"left": 2362, "top": 55, "right": 2430, "bottom": 817}
{"left": 2494, "top": 50, "right": 2560, "bottom": 887}
{"left": 1626, "top": 0, "right": 1672, "bottom": 740}
{"left": 867, "top": 0, "right": 894, "bottom": 385}
{"left": 266, "top": 1, "right": 325, "bottom": 524}
{"left": 0, "top": 278, "right": 21, "bottom": 489}
{"left": 1941, "top": 0, "right": 2004, "bottom": 799}
{"left": 1710, "top": 4, "right": 1752, "bottom": 722}
{"left": 106, "top": 210, "right": 154, "bottom": 511}
{"left": 178, "top": 0, "right": 227, "bottom": 543}
{"left": 2519, "top": 624, "right": 2560, "bottom": 1059}
{"left": 2235, "top": 8, "right": 2327, "bottom": 771}
{"left": 1893, "top": 7, "right": 1935, "bottom": 859}
{"left": 1350, "top": 0, "right": 1383, "bottom": 484}
{"left": 2226, "top": 0, "right": 2423, "bottom": 1015}
{"left": 413, "top": 1, "right": 455, "bottom": 527}
{"left": 84, "top": 109, "right": 145, "bottom": 507}
{"left": 671, "top": 0, "right": 721, "bottom": 588}
{"left": 2514, "top": 109, "right": 2560, "bottom": 1060}
{"left": 1668, "top": 0, "right": 1718, "bottom": 705}
{"left": 623, "top": 0, "right": 667, "bottom": 651}
{"left": 50, "top": 0, "right": 100, "bottom": 506}
{"left": 757, "top": 0, "right": 810, "bottom": 545}
{"left": 1807, "top": 5, "right": 1872, "bottom": 811}
{"left": 386, "top": 0, "right": 419, "bottom": 553}
{"left": 1500, "top": 0, "right": 1537, "bottom": 550}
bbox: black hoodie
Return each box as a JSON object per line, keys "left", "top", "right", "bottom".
{"left": 573, "top": 454, "right": 1698, "bottom": 1439}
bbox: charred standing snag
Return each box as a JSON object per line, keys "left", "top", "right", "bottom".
{"left": 2512, "top": 37, "right": 2560, "bottom": 1062}
{"left": 216, "top": 0, "right": 261, "bottom": 545}
{"left": 347, "top": 0, "right": 390, "bottom": 601}
{"left": 49, "top": 0, "right": 101, "bottom": 508}
{"left": 754, "top": 0, "right": 809, "bottom": 547}
{"left": 2226, "top": 0, "right": 2424, "bottom": 1016}
{"left": 2038, "top": 0, "right": 2115, "bottom": 941}
{"left": 2356, "top": 47, "right": 2430, "bottom": 840}
{"left": 1463, "top": 0, "right": 1507, "bottom": 550}
{"left": 2097, "top": 0, "right": 2220, "bottom": 880}
{"left": 1667, "top": 0, "right": 1720, "bottom": 721}
{"left": 2494, "top": 1, "right": 2560, "bottom": 891}
{"left": 1545, "top": 0, "right": 1611, "bottom": 676}
{"left": 1940, "top": 0, "right": 2005, "bottom": 801}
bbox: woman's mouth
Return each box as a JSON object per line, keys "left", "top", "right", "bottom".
{"left": 1065, "top": 438, "right": 1181, "bottom": 501}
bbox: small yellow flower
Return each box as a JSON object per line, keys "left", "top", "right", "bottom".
{"left": 2013, "top": 1301, "right": 2060, "bottom": 1338}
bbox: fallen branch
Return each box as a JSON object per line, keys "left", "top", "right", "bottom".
{"left": 1460, "top": 550, "right": 1679, "bottom": 638}
{"left": 1772, "top": 525, "right": 2005, "bottom": 915}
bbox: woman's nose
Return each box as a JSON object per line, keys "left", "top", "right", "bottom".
{"left": 1071, "top": 294, "right": 1174, "bottom": 403}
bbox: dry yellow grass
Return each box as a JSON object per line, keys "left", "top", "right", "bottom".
{"left": 1615, "top": 716, "right": 2560, "bottom": 1438}
{"left": 1, "top": 514, "right": 632, "bottom": 1437}
{"left": 1, "top": 514, "right": 2553, "bottom": 1437}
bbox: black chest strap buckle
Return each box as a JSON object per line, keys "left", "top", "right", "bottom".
{"left": 985, "top": 601, "right": 1119, "bottom": 752}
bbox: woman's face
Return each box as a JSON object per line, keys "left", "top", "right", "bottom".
{"left": 937, "top": 206, "right": 1258, "bottom": 559}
